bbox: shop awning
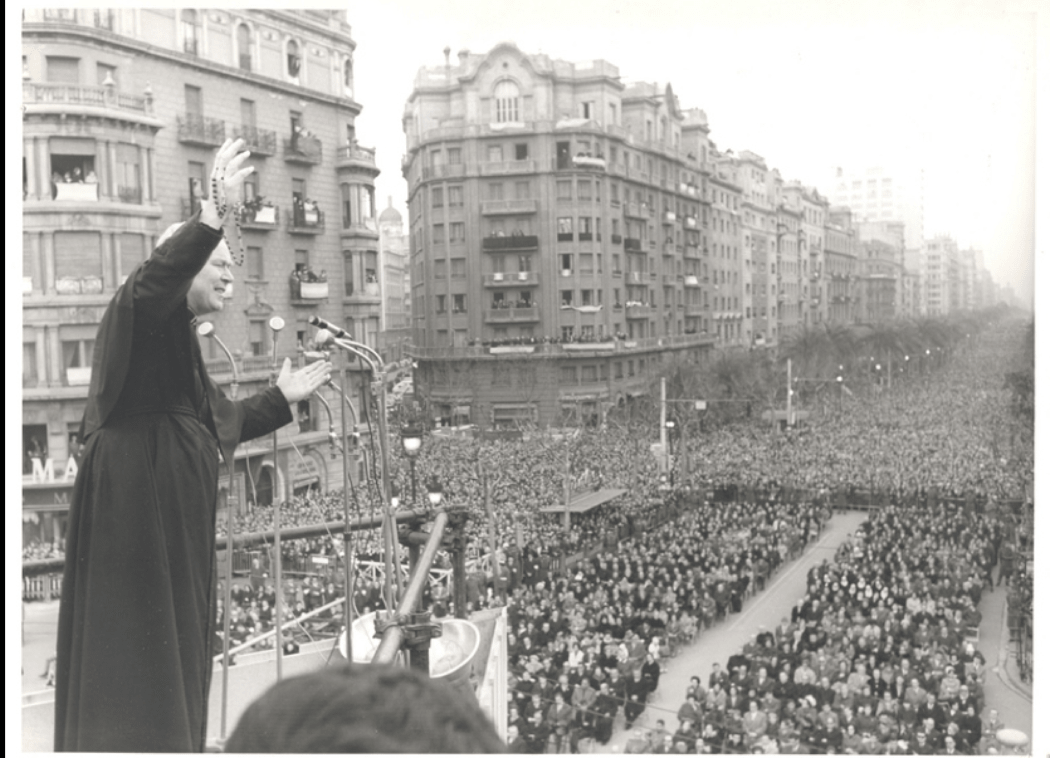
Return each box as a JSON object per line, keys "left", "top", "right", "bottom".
{"left": 539, "top": 488, "right": 626, "bottom": 514}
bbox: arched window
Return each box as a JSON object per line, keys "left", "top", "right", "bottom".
{"left": 237, "top": 23, "right": 252, "bottom": 71}
{"left": 286, "top": 39, "right": 301, "bottom": 78}
{"left": 493, "top": 80, "right": 520, "bottom": 123}
{"left": 181, "top": 10, "right": 200, "bottom": 56}
{"left": 343, "top": 57, "right": 353, "bottom": 89}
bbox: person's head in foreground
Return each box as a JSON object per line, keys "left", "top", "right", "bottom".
{"left": 225, "top": 663, "right": 505, "bottom": 753}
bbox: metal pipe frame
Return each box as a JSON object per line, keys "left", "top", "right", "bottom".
{"left": 372, "top": 511, "right": 449, "bottom": 665}
{"left": 269, "top": 322, "right": 285, "bottom": 681}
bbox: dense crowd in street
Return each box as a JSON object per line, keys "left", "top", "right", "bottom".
{"left": 24, "top": 314, "right": 1033, "bottom": 753}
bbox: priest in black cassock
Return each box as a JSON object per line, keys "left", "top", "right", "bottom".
{"left": 53, "top": 139, "right": 331, "bottom": 752}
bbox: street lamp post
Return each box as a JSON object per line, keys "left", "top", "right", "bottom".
{"left": 400, "top": 425, "right": 423, "bottom": 506}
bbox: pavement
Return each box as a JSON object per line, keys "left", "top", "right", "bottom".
{"left": 19, "top": 510, "right": 1036, "bottom": 752}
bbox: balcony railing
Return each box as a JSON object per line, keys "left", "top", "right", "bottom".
{"left": 117, "top": 185, "right": 142, "bottom": 204}
{"left": 408, "top": 332, "right": 715, "bottom": 360}
{"left": 625, "top": 304, "right": 652, "bottom": 319}
{"left": 232, "top": 125, "right": 277, "bottom": 156}
{"left": 482, "top": 235, "right": 538, "bottom": 251}
{"left": 481, "top": 199, "right": 538, "bottom": 215}
{"left": 685, "top": 304, "right": 705, "bottom": 317}
{"left": 625, "top": 202, "right": 645, "bottom": 219}
{"left": 283, "top": 135, "right": 323, "bottom": 164}
{"left": 54, "top": 276, "right": 103, "bottom": 295}
{"left": 479, "top": 160, "right": 536, "bottom": 175}
{"left": 53, "top": 182, "right": 99, "bottom": 202}
{"left": 177, "top": 113, "right": 225, "bottom": 146}
{"left": 571, "top": 154, "right": 607, "bottom": 171}
{"left": 23, "top": 82, "right": 153, "bottom": 115}
{"left": 624, "top": 238, "right": 642, "bottom": 252}
{"left": 422, "top": 163, "right": 466, "bottom": 180}
{"left": 337, "top": 143, "right": 378, "bottom": 170}
{"left": 484, "top": 271, "right": 538, "bottom": 287}
{"left": 484, "top": 306, "right": 540, "bottom": 324}
{"left": 289, "top": 203, "right": 324, "bottom": 233}
{"left": 237, "top": 202, "right": 279, "bottom": 229}
{"left": 290, "top": 277, "right": 329, "bottom": 301}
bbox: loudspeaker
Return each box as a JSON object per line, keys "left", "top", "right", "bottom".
{"left": 338, "top": 612, "right": 481, "bottom": 697}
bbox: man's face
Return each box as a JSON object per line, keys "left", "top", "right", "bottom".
{"left": 187, "top": 240, "right": 233, "bottom": 316}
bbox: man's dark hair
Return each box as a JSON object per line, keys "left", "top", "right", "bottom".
{"left": 225, "top": 663, "right": 505, "bottom": 753}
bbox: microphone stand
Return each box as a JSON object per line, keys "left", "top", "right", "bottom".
{"left": 197, "top": 322, "right": 238, "bottom": 742}
{"left": 336, "top": 352, "right": 355, "bottom": 663}
{"left": 268, "top": 316, "right": 285, "bottom": 681}
{"left": 318, "top": 334, "right": 405, "bottom": 610}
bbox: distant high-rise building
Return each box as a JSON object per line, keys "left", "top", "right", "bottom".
{"left": 825, "top": 165, "right": 924, "bottom": 250}
{"left": 378, "top": 197, "right": 411, "bottom": 361}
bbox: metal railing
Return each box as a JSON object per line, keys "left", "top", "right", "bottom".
{"left": 23, "top": 82, "right": 152, "bottom": 114}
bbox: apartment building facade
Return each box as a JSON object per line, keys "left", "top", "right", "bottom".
{"left": 22, "top": 8, "right": 379, "bottom": 543}
{"left": 401, "top": 44, "right": 716, "bottom": 428}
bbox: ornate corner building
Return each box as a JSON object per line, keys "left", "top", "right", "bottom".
{"left": 21, "top": 8, "right": 380, "bottom": 543}
{"left": 400, "top": 43, "right": 721, "bottom": 429}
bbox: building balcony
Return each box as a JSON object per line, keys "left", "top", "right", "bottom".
{"left": 683, "top": 243, "right": 701, "bottom": 259}
{"left": 53, "top": 181, "right": 99, "bottom": 202}
{"left": 663, "top": 211, "right": 676, "bottom": 224}
{"left": 22, "top": 82, "right": 155, "bottom": 119}
{"left": 289, "top": 202, "right": 324, "bottom": 233}
{"left": 684, "top": 275, "right": 700, "bottom": 287}
{"left": 479, "top": 159, "right": 536, "bottom": 175}
{"left": 336, "top": 143, "right": 378, "bottom": 172}
{"left": 482, "top": 234, "right": 539, "bottom": 251}
{"left": 290, "top": 276, "right": 328, "bottom": 302}
{"left": 684, "top": 215, "right": 698, "bottom": 229}
{"left": 481, "top": 198, "right": 538, "bottom": 215}
{"left": 571, "top": 154, "right": 606, "bottom": 171}
{"left": 283, "top": 135, "right": 323, "bottom": 165}
{"left": 662, "top": 242, "right": 676, "bottom": 256}
{"left": 624, "top": 237, "right": 642, "bottom": 252}
{"left": 625, "top": 202, "right": 646, "bottom": 220}
{"left": 611, "top": 234, "right": 623, "bottom": 244}
{"left": 231, "top": 124, "right": 277, "bottom": 156}
{"left": 54, "top": 276, "right": 104, "bottom": 296}
{"left": 177, "top": 114, "right": 225, "bottom": 147}
{"left": 484, "top": 306, "right": 540, "bottom": 324}
{"left": 484, "top": 271, "right": 538, "bottom": 287}
{"left": 236, "top": 201, "right": 279, "bottom": 229}
{"left": 625, "top": 304, "right": 651, "bottom": 319}
{"left": 627, "top": 271, "right": 643, "bottom": 283}
{"left": 422, "top": 163, "right": 467, "bottom": 180}
{"left": 685, "top": 304, "right": 705, "bottom": 317}
{"left": 344, "top": 281, "right": 382, "bottom": 304}
{"left": 117, "top": 185, "right": 143, "bottom": 204}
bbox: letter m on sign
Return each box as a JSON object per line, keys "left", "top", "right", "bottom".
{"left": 32, "top": 457, "right": 55, "bottom": 483}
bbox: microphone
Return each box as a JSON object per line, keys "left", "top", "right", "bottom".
{"left": 313, "top": 329, "right": 333, "bottom": 347}
{"left": 268, "top": 316, "right": 286, "bottom": 333}
{"left": 197, "top": 322, "right": 216, "bottom": 338}
{"left": 307, "top": 316, "right": 349, "bottom": 340}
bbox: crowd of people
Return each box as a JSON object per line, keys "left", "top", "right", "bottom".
{"left": 630, "top": 501, "right": 1008, "bottom": 755}
{"left": 25, "top": 307, "right": 1033, "bottom": 750}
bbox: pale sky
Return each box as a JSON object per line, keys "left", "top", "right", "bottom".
{"left": 347, "top": 0, "right": 1041, "bottom": 309}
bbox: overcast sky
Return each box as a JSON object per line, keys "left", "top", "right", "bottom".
{"left": 348, "top": 0, "right": 1040, "bottom": 309}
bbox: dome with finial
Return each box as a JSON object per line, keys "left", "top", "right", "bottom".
{"left": 378, "top": 195, "right": 402, "bottom": 225}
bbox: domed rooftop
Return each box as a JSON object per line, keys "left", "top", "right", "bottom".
{"left": 379, "top": 196, "right": 402, "bottom": 225}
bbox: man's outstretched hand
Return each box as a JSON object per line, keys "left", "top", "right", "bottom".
{"left": 276, "top": 357, "right": 331, "bottom": 404}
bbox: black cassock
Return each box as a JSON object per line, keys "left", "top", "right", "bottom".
{"left": 54, "top": 217, "right": 292, "bottom": 752}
